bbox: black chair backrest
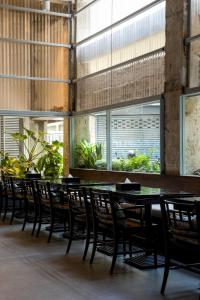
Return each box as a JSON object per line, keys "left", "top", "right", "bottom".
{"left": 22, "top": 179, "right": 35, "bottom": 202}
{"left": 67, "top": 187, "right": 87, "bottom": 215}
{"left": 160, "top": 198, "right": 200, "bottom": 242}
{"left": 2, "top": 175, "right": 13, "bottom": 197}
{"left": 35, "top": 180, "right": 50, "bottom": 206}
{"left": 90, "top": 190, "right": 121, "bottom": 231}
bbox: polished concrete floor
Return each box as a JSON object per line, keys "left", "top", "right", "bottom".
{"left": 0, "top": 220, "right": 199, "bottom": 300}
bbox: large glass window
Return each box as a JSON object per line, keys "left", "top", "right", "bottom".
{"left": 182, "top": 94, "right": 200, "bottom": 176}
{"left": 111, "top": 101, "right": 160, "bottom": 173}
{"left": 187, "top": 0, "right": 200, "bottom": 88}
{"left": 71, "top": 100, "right": 160, "bottom": 173}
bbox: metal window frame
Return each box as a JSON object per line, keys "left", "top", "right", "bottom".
{"left": 0, "top": 3, "right": 71, "bottom": 18}
{"left": 74, "top": 47, "right": 165, "bottom": 82}
{"left": 106, "top": 110, "right": 112, "bottom": 171}
{"left": 0, "top": 74, "right": 70, "bottom": 84}
{"left": 185, "top": 33, "right": 200, "bottom": 44}
{"left": 160, "top": 94, "right": 165, "bottom": 175}
{"left": 73, "top": 94, "right": 162, "bottom": 115}
{"left": 74, "top": 0, "right": 165, "bottom": 46}
{"left": 0, "top": 37, "right": 71, "bottom": 49}
{"left": 180, "top": 95, "right": 185, "bottom": 176}
{"left": 0, "top": 110, "right": 70, "bottom": 117}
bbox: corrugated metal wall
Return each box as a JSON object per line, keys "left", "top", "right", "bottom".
{"left": 0, "top": 116, "right": 20, "bottom": 157}
{"left": 96, "top": 114, "right": 160, "bottom": 159}
{"left": 0, "top": 0, "right": 69, "bottom": 112}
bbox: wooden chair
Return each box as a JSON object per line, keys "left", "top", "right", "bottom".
{"left": 2, "top": 176, "right": 24, "bottom": 224}
{"left": 89, "top": 189, "right": 147, "bottom": 274}
{"left": 66, "top": 187, "right": 92, "bottom": 261}
{"left": 35, "top": 181, "right": 69, "bottom": 243}
{"left": 21, "top": 179, "right": 39, "bottom": 235}
{"left": 160, "top": 197, "right": 200, "bottom": 294}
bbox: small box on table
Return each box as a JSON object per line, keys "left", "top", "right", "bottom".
{"left": 116, "top": 182, "right": 141, "bottom": 191}
{"left": 61, "top": 177, "right": 80, "bottom": 184}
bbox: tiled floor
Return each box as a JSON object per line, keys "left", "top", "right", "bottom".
{"left": 0, "top": 220, "right": 199, "bottom": 300}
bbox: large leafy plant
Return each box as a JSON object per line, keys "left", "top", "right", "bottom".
{"left": 0, "top": 127, "right": 63, "bottom": 178}
{"left": 37, "top": 140, "right": 63, "bottom": 177}
{"left": 74, "top": 139, "right": 103, "bottom": 168}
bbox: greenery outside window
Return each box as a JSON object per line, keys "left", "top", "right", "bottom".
{"left": 71, "top": 100, "right": 161, "bottom": 174}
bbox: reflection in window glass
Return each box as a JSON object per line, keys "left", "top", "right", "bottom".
{"left": 72, "top": 113, "right": 107, "bottom": 170}
{"left": 111, "top": 102, "right": 160, "bottom": 173}
{"left": 182, "top": 95, "right": 200, "bottom": 176}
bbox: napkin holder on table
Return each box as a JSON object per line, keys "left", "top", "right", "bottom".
{"left": 61, "top": 176, "right": 80, "bottom": 184}
{"left": 26, "top": 173, "right": 41, "bottom": 179}
{"left": 116, "top": 181, "right": 141, "bottom": 191}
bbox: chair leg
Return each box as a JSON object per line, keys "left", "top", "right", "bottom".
{"left": 31, "top": 218, "right": 37, "bottom": 236}
{"left": 82, "top": 225, "right": 91, "bottom": 261}
{"left": 48, "top": 214, "right": 55, "bottom": 243}
{"left": 22, "top": 203, "right": 28, "bottom": 231}
{"left": 90, "top": 231, "right": 97, "bottom": 265}
{"left": 31, "top": 207, "right": 38, "bottom": 236}
{"left": 161, "top": 257, "right": 170, "bottom": 294}
{"left": 36, "top": 211, "right": 42, "bottom": 237}
{"left": 10, "top": 200, "right": 15, "bottom": 225}
{"left": 110, "top": 237, "right": 119, "bottom": 274}
{"left": 2, "top": 197, "right": 8, "bottom": 221}
{"left": 66, "top": 215, "right": 74, "bottom": 254}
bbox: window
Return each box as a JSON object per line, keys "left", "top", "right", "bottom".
{"left": 111, "top": 102, "right": 160, "bottom": 173}
{"left": 187, "top": 0, "right": 200, "bottom": 88}
{"left": 71, "top": 100, "right": 160, "bottom": 174}
{"left": 182, "top": 94, "right": 200, "bottom": 176}
{"left": 0, "top": 115, "right": 64, "bottom": 159}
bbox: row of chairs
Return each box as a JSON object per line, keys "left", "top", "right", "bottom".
{"left": 0, "top": 176, "right": 199, "bottom": 294}
{"left": 0, "top": 177, "right": 157, "bottom": 273}
{"left": 0, "top": 177, "right": 69, "bottom": 242}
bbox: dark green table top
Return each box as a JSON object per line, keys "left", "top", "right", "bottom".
{"left": 82, "top": 184, "right": 194, "bottom": 205}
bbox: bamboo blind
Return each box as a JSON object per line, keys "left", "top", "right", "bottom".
{"left": 75, "top": 0, "right": 165, "bottom": 112}
{"left": 0, "top": 0, "right": 69, "bottom": 112}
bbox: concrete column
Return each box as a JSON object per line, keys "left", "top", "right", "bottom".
{"left": 164, "top": 0, "right": 188, "bottom": 175}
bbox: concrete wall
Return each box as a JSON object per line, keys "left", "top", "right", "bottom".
{"left": 164, "top": 0, "right": 188, "bottom": 175}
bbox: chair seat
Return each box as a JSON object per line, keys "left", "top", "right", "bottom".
{"left": 120, "top": 202, "right": 143, "bottom": 215}
{"left": 172, "top": 233, "right": 200, "bottom": 246}
{"left": 54, "top": 203, "right": 69, "bottom": 210}
{"left": 126, "top": 218, "right": 143, "bottom": 228}
{"left": 74, "top": 213, "right": 86, "bottom": 222}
